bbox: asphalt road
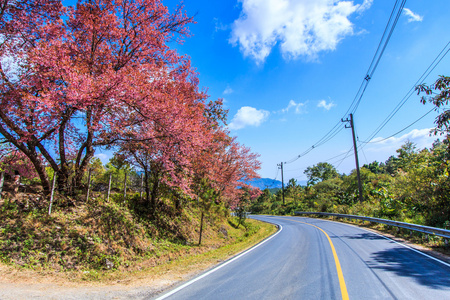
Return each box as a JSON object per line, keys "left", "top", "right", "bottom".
{"left": 154, "top": 215, "right": 450, "bottom": 300}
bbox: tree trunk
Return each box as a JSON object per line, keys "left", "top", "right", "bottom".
{"left": 198, "top": 211, "right": 204, "bottom": 245}
{"left": 144, "top": 170, "right": 150, "bottom": 204}
{"left": 140, "top": 173, "right": 144, "bottom": 200}
{"left": 150, "top": 173, "right": 159, "bottom": 209}
{"left": 56, "top": 170, "right": 70, "bottom": 194}
{"left": 57, "top": 115, "right": 71, "bottom": 194}
{"left": 123, "top": 172, "right": 127, "bottom": 201}
{"left": 174, "top": 195, "right": 181, "bottom": 212}
{"left": 74, "top": 145, "right": 94, "bottom": 190}
{"left": 27, "top": 150, "right": 51, "bottom": 195}
{"left": 74, "top": 124, "right": 95, "bottom": 189}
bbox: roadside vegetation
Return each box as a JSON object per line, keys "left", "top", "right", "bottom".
{"left": 0, "top": 184, "right": 274, "bottom": 279}
{"left": 250, "top": 75, "right": 449, "bottom": 252}
{"left": 252, "top": 138, "right": 449, "bottom": 227}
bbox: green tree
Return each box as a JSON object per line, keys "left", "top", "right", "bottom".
{"left": 304, "top": 162, "right": 339, "bottom": 186}
{"left": 85, "top": 157, "right": 106, "bottom": 187}
{"left": 250, "top": 188, "right": 273, "bottom": 214}
{"left": 384, "top": 155, "right": 399, "bottom": 175}
{"left": 104, "top": 154, "right": 133, "bottom": 190}
{"left": 395, "top": 140, "right": 418, "bottom": 172}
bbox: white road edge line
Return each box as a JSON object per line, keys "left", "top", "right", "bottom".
{"left": 154, "top": 219, "right": 283, "bottom": 300}
{"left": 296, "top": 216, "right": 450, "bottom": 268}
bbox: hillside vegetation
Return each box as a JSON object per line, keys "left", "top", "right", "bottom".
{"left": 251, "top": 139, "right": 449, "bottom": 227}
{"left": 0, "top": 188, "right": 270, "bottom": 278}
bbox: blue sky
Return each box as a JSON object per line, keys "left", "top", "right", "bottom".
{"left": 71, "top": 0, "right": 450, "bottom": 183}
{"left": 158, "top": 0, "right": 450, "bottom": 183}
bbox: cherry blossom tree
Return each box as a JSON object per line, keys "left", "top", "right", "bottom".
{"left": 0, "top": 143, "right": 39, "bottom": 179}
{"left": 0, "top": 0, "right": 196, "bottom": 194}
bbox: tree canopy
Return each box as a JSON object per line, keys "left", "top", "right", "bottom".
{"left": 304, "top": 162, "right": 339, "bottom": 186}
{"left": 0, "top": 0, "right": 261, "bottom": 212}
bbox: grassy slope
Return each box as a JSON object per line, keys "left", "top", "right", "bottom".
{"left": 0, "top": 192, "right": 276, "bottom": 283}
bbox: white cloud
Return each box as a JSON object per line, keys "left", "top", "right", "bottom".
{"left": 365, "top": 128, "right": 437, "bottom": 158}
{"left": 403, "top": 8, "right": 423, "bottom": 23}
{"left": 229, "top": 0, "right": 372, "bottom": 64}
{"left": 223, "top": 86, "right": 234, "bottom": 95}
{"left": 281, "top": 99, "right": 306, "bottom": 114}
{"left": 336, "top": 128, "right": 438, "bottom": 174}
{"left": 317, "top": 99, "right": 336, "bottom": 110}
{"left": 228, "top": 106, "right": 270, "bottom": 130}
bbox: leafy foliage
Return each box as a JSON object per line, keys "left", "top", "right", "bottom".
{"left": 0, "top": 0, "right": 261, "bottom": 210}
{"left": 251, "top": 139, "right": 450, "bottom": 229}
{"left": 417, "top": 75, "right": 450, "bottom": 135}
{"left": 304, "top": 162, "right": 339, "bottom": 186}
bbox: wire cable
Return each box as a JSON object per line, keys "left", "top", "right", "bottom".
{"left": 360, "top": 107, "right": 435, "bottom": 144}
{"left": 335, "top": 146, "right": 355, "bottom": 169}
{"left": 360, "top": 40, "right": 450, "bottom": 144}
{"left": 282, "top": 0, "right": 406, "bottom": 165}
{"left": 350, "top": 0, "right": 407, "bottom": 114}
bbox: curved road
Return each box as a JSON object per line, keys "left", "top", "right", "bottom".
{"left": 155, "top": 215, "right": 450, "bottom": 300}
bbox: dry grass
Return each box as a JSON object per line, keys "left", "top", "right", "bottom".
{"left": 0, "top": 190, "right": 277, "bottom": 291}
{"left": 0, "top": 218, "right": 276, "bottom": 296}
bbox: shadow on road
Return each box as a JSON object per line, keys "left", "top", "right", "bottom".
{"left": 369, "top": 247, "right": 450, "bottom": 289}
{"left": 343, "top": 232, "right": 386, "bottom": 241}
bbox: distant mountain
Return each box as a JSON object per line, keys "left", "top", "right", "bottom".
{"left": 247, "top": 178, "right": 282, "bottom": 189}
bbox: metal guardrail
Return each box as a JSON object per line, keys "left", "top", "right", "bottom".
{"left": 294, "top": 212, "right": 450, "bottom": 239}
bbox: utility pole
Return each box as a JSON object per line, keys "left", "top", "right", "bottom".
{"left": 277, "top": 162, "right": 285, "bottom": 205}
{"left": 342, "top": 113, "right": 364, "bottom": 203}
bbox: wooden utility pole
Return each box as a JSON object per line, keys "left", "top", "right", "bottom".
{"left": 277, "top": 162, "right": 285, "bottom": 205}
{"left": 343, "top": 113, "right": 364, "bottom": 203}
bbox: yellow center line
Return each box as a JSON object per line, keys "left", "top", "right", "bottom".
{"left": 275, "top": 217, "right": 349, "bottom": 300}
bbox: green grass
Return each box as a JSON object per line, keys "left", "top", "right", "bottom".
{"left": 0, "top": 193, "right": 276, "bottom": 283}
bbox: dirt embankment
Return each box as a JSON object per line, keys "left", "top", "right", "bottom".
{"left": 0, "top": 184, "right": 277, "bottom": 299}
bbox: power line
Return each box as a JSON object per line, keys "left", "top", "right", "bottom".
{"left": 283, "top": 0, "right": 405, "bottom": 165}
{"left": 329, "top": 38, "right": 449, "bottom": 170}
{"left": 335, "top": 146, "right": 355, "bottom": 169}
{"left": 360, "top": 107, "right": 435, "bottom": 144}
{"left": 273, "top": 167, "right": 279, "bottom": 181}
{"left": 349, "top": 0, "right": 407, "bottom": 115}
{"left": 360, "top": 40, "right": 450, "bottom": 144}
{"left": 325, "top": 150, "right": 352, "bottom": 163}
{"left": 263, "top": 167, "right": 281, "bottom": 189}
